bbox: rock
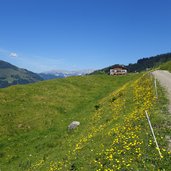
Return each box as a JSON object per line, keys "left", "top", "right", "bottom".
{"left": 68, "top": 121, "right": 80, "bottom": 130}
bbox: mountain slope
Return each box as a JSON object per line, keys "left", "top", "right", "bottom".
{"left": 0, "top": 73, "right": 171, "bottom": 170}
{"left": 0, "top": 74, "right": 140, "bottom": 170}
{"left": 0, "top": 60, "right": 43, "bottom": 88}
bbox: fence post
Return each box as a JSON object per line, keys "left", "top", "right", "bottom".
{"left": 154, "top": 78, "right": 158, "bottom": 99}
{"left": 145, "top": 111, "right": 162, "bottom": 158}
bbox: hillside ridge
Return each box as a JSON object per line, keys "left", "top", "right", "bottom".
{"left": 0, "top": 60, "right": 43, "bottom": 88}
{"left": 91, "top": 52, "right": 171, "bottom": 75}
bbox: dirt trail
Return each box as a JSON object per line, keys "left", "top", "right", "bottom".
{"left": 152, "top": 70, "right": 171, "bottom": 113}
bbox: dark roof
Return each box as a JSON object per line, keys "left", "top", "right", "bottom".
{"left": 112, "top": 65, "right": 127, "bottom": 70}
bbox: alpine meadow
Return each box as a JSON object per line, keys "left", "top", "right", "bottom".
{"left": 1, "top": 0, "right": 171, "bottom": 170}
{"left": 0, "top": 70, "right": 171, "bottom": 170}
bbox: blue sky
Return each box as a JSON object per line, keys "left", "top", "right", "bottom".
{"left": 0, "top": 0, "right": 171, "bottom": 73}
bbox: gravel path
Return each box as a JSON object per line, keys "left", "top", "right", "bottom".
{"left": 152, "top": 70, "right": 171, "bottom": 113}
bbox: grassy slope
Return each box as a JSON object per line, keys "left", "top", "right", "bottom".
{"left": 0, "top": 74, "right": 139, "bottom": 170}
{"left": 0, "top": 73, "right": 171, "bottom": 171}
{"left": 160, "top": 61, "right": 171, "bottom": 72}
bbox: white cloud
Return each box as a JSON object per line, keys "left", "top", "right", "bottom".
{"left": 9, "top": 52, "right": 18, "bottom": 58}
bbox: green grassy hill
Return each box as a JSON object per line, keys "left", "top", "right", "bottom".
{"left": 0, "top": 60, "right": 43, "bottom": 88}
{"left": 160, "top": 61, "right": 171, "bottom": 72}
{"left": 0, "top": 73, "right": 171, "bottom": 170}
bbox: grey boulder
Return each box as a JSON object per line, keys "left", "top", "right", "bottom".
{"left": 68, "top": 121, "right": 80, "bottom": 130}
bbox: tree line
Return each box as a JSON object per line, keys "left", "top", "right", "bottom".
{"left": 91, "top": 52, "right": 171, "bottom": 74}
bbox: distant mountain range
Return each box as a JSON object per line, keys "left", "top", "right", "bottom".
{"left": 0, "top": 60, "right": 94, "bottom": 88}
{"left": 39, "top": 69, "right": 94, "bottom": 80}
{"left": 0, "top": 60, "right": 43, "bottom": 88}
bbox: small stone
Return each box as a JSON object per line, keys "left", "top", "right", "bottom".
{"left": 68, "top": 121, "right": 80, "bottom": 130}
